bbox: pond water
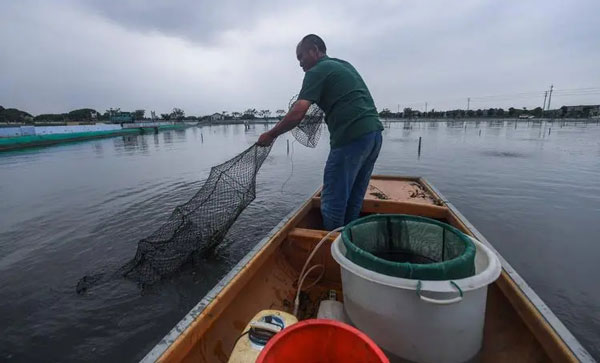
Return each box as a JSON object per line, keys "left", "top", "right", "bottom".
{"left": 0, "top": 120, "right": 598, "bottom": 360}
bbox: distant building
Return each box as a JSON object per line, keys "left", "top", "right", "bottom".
{"left": 210, "top": 113, "right": 225, "bottom": 121}
{"left": 110, "top": 112, "right": 134, "bottom": 123}
{"left": 561, "top": 105, "right": 600, "bottom": 118}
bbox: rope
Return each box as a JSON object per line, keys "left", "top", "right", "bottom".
{"left": 280, "top": 139, "right": 297, "bottom": 193}
{"left": 293, "top": 227, "right": 343, "bottom": 317}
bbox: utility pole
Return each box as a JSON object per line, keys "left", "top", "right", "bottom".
{"left": 547, "top": 85, "right": 554, "bottom": 110}
{"left": 467, "top": 97, "right": 470, "bottom": 111}
{"left": 397, "top": 104, "right": 400, "bottom": 114}
{"left": 425, "top": 102, "right": 428, "bottom": 113}
{"left": 543, "top": 91, "right": 548, "bottom": 111}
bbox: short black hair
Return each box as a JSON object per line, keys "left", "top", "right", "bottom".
{"left": 301, "top": 34, "right": 326, "bottom": 53}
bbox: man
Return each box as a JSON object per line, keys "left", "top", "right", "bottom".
{"left": 257, "top": 34, "right": 383, "bottom": 230}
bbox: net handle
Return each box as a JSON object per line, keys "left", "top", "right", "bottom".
{"left": 416, "top": 280, "right": 464, "bottom": 305}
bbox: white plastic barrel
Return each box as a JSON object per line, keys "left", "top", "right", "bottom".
{"left": 331, "top": 235, "right": 501, "bottom": 363}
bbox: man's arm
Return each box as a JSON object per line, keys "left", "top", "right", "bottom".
{"left": 256, "top": 100, "right": 311, "bottom": 146}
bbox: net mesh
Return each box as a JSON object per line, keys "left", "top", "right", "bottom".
{"left": 119, "top": 144, "right": 273, "bottom": 285}
{"left": 342, "top": 214, "right": 476, "bottom": 280}
{"left": 289, "top": 96, "right": 323, "bottom": 148}
{"left": 77, "top": 100, "right": 323, "bottom": 292}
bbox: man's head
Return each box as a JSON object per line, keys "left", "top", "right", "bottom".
{"left": 296, "top": 34, "right": 327, "bottom": 72}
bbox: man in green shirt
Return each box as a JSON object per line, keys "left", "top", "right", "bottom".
{"left": 257, "top": 34, "right": 383, "bottom": 230}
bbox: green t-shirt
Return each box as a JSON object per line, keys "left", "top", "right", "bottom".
{"left": 298, "top": 56, "right": 383, "bottom": 148}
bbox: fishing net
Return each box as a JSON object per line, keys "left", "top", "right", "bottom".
{"left": 118, "top": 144, "right": 273, "bottom": 285}
{"left": 342, "top": 214, "right": 476, "bottom": 280}
{"left": 289, "top": 96, "right": 323, "bottom": 148}
{"left": 77, "top": 99, "right": 323, "bottom": 292}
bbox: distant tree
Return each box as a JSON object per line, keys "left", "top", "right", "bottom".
{"left": 276, "top": 109, "right": 286, "bottom": 119}
{"left": 259, "top": 109, "right": 271, "bottom": 119}
{"left": 475, "top": 109, "right": 483, "bottom": 117}
{"left": 0, "top": 107, "right": 33, "bottom": 123}
{"left": 560, "top": 106, "right": 568, "bottom": 117}
{"left": 582, "top": 107, "right": 591, "bottom": 118}
{"left": 67, "top": 108, "right": 97, "bottom": 121}
{"left": 242, "top": 108, "right": 257, "bottom": 119}
{"left": 496, "top": 108, "right": 505, "bottom": 117}
{"left": 170, "top": 108, "right": 185, "bottom": 120}
{"left": 403, "top": 108, "right": 413, "bottom": 118}
{"left": 34, "top": 113, "right": 66, "bottom": 122}
{"left": 160, "top": 113, "right": 171, "bottom": 120}
{"left": 467, "top": 110, "right": 475, "bottom": 117}
{"left": 134, "top": 109, "right": 145, "bottom": 120}
{"left": 508, "top": 107, "right": 516, "bottom": 117}
{"left": 106, "top": 108, "right": 121, "bottom": 117}
{"left": 531, "top": 107, "right": 543, "bottom": 118}
{"left": 232, "top": 112, "right": 241, "bottom": 119}
{"left": 379, "top": 108, "right": 392, "bottom": 119}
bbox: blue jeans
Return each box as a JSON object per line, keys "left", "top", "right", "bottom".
{"left": 321, "top": 130, "right": 383, "bottom": 230}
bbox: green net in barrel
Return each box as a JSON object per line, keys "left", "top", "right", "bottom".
{"left": 342, "top": 214, "right": 476, "bottom": 280}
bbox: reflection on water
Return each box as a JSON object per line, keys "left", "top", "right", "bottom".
{"left": 481, "top": 150, "right": 529, "bottom": 158}
{"left": 162, "top": 130, "right": 173, "bottom": 144}
{"left": 0, "top": 121, "right": 599, "bottom": 361}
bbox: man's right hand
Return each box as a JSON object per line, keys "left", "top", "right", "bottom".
{"left": 256, "top": 131, "right": 276, "bottom": 146}
{"left": 255, "top": 100, "right": 311, "bottom": 147}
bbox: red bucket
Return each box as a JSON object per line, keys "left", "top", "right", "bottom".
{"left": 256, "top": 319, "right": 389, "bottom": 363}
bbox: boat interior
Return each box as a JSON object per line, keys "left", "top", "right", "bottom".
{"left": 153, "top": 176, "right": 577, "bottom": 363}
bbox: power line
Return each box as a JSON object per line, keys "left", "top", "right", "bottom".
{"left": 551, "top": 87, "right": 600, "bottom": 92}
{"left": 393, "top": 86, "right": 600, "bottom": 111}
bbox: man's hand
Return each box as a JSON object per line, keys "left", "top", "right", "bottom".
{"left": 255, "top": 99, "right": 311, "bottom": 146}
{"left": 256, "top": 131, "right": 276, "bottom": 146}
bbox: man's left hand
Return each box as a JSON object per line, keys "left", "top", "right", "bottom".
{"left": 256, "top": 131, "right": 275, "bottom": 146}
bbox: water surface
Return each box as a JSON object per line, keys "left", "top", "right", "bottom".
{"left": 1, "top": 120, "right": 598, "bottom": 360}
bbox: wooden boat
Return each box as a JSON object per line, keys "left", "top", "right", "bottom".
{"left": 142, "top": 175, "right": 592, "bottom": 362}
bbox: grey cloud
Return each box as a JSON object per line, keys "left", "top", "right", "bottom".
{"left": 78, "top": 0, "right": 291, "bottom": 45}
{"left": 1, "top": 0, "right": 599, "bottom": 116}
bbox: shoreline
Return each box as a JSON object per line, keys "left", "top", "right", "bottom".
{"left": 0, "top": 124, "right": 188, "bottom": 152}
{"left": 1, "top": 117, "right": 598, "bottom": 152}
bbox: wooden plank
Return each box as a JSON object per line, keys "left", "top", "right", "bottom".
{"left": 157, "top": 191, "right": 319, "bottom": 363}
{"left": 418, "top": 177, "right": 447, "bottom": 205}
{"left": 184, "top": 254, "right": 299, "bottom": 363}
{"left": 312, "top": 197, "right": 448, "bottom": 219}
{"left": 286, "top": 228, "right": 339, "bottom": 249}
{"left": 482, "top": 284, "right": 548, "bottom": 362}
{"left": 370, "top": 174, "right": 421, "bottom": 181}
{"left": 284, "top": 228, "right": 342, "bottom": 284}
{"left": 495, "top": 274, "right": 577, "bottom": 363}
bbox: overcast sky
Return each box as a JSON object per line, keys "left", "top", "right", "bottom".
{"left": 1, "top": 0, "right": 599, "bottom": 116}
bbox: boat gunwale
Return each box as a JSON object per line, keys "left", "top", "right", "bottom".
{"left": 142, "top": 175, "right": 593, "bottom": 363}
